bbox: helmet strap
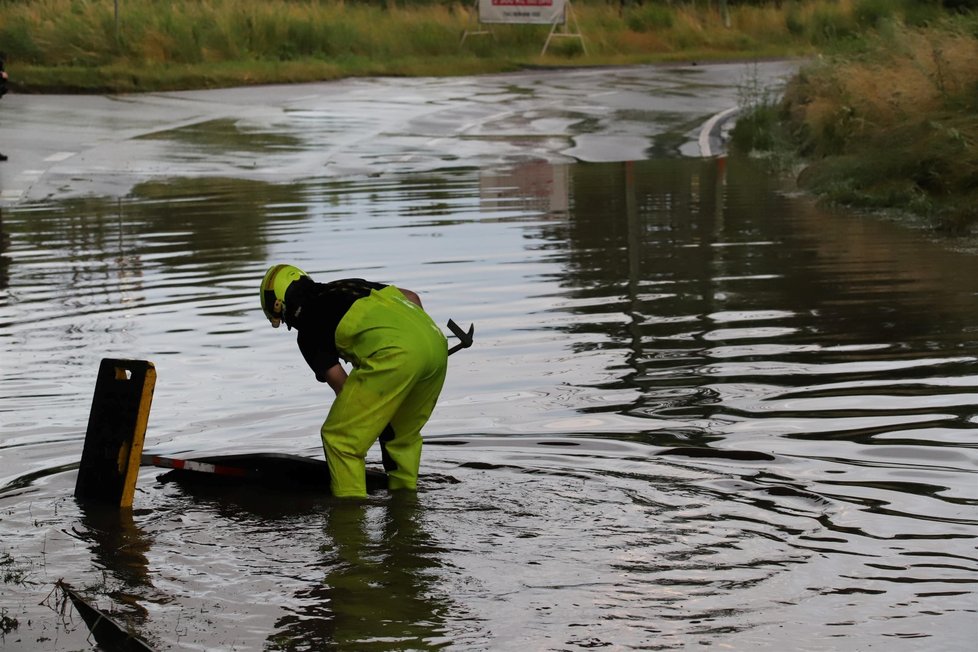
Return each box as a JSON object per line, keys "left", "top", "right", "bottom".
{"left": 263, "top": 289, "right": 281, "bottom": 319}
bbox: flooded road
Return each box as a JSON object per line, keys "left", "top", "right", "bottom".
{"left": 1, "top": 63, "right": 977, "bottom": 651}
{"left": 0, "top": 61, "right": 794, "bottom": 202}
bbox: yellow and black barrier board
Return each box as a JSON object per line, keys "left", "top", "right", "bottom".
{"left": 74, "top": 359, "right": 156, "bottom": 508}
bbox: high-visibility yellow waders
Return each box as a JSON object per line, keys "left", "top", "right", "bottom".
{"left": 323, "top": 286, "right": 447, "bottom": 498}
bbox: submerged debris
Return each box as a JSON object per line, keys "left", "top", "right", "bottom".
{"left": 56, "top": 581, "right": 154, "bottom": 652}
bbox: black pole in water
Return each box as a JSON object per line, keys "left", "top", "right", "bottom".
{"left": 74, "top": 359, "right": 156, "bottom": 508}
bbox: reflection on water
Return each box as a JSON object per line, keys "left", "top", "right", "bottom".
{"left": 270, "top": 494, "right": 452, "bottom": 651}
{"left": 0, "top": 156, "right": 976, "bottom": 650}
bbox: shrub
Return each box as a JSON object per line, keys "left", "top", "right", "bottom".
{"left": 625, "top": 5, "right": 675, "bottom": 33}
{"left": 853, "top": 0, "right": 896, "bottom": 28}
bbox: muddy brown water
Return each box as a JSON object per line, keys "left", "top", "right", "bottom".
{"left": 1, "top": 71, "right": 977, "bottom": 651}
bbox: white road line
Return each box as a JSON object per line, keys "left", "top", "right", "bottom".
{"left": 698, "top": 106, "right": 739, "bottom": 158}
{"left": 44, "top": 151, "right": 76, "bottom": 162}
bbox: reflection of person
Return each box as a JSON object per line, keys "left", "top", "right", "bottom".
{"left": 269, "top": 494, "right": 450, "bottom": 648}
{"left": 260, "top": 264, "right": 447, "bottom": 498}
{"left": 0, "top": 52, "right": 8, "bottom": 162}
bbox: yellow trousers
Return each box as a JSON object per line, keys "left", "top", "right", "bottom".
{"left": 322, "top": 286, "right": 447, "bottom": 497}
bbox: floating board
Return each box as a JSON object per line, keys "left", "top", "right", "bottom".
{"left": 144, "top": 452, "right": 388, "bottom": 493}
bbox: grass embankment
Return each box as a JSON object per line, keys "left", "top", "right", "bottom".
{"left": 734, "top": 5, "right": 978, "bottom": 233}
{"left": 2, "top": 0, "right": 853, "bottom": 93}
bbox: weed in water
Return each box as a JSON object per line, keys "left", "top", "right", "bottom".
{"left": 730, "top": 64, "right": 796, "bottom": 169}
{"left": 1, "top": 551, "right": 29, "bottom": 586}
{"left": 0, "top": 608, "right": 19, "bottom": 637}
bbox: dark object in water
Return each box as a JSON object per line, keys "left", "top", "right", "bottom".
{"left": 446, "top": 319, "right": 475, "bottom": 355}
{"left": 58, "top": 580, "right": 154, "bottom": 651}
{"left": 146, "top": 452, "right": 388, "bottom": 493}
{"left": 657, "top": 447, "right": 776, "bottom": 462}
{"left": 75, "top": 359, "right": 156, "bottom": 508}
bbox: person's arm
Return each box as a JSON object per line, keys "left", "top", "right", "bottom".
{"left": 397, "top": 287, "right": 423, "bottom": 308}
{"left": 324, "top": 363, "right": 348, "bottom": 396}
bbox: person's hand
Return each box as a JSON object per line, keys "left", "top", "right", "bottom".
{"left": 1, "top": 71, "right": 7, "bottom": 80}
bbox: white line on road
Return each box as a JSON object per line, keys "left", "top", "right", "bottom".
{"left": 44, "top": 151, "right": 76, "bottom": 162}
{"left": 698, "top": 106, "right": 740, "bottom": 158}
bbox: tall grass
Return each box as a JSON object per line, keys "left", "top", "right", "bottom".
{"left": 780, "top": 12, "right": 978, "bottom": 232}
{"left": 0, "top": 0, "right": 880, "bottom": 92}
{"left": 3, "top": 1, "right": 471, "bottom": 66}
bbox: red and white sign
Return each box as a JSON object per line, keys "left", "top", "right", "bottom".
{"left": 479, "top": 0, "right": 566, "bottom": 25}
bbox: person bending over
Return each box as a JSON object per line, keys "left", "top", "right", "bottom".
{"left": 260, "top": 264, "right": 447, "bottom": 498}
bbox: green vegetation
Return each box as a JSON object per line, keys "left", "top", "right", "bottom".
{"left": 0, "top": 0, "right": 875, "bottom": 92}
{"left": 734, "top": 2, "right": 978, "bottom": 233}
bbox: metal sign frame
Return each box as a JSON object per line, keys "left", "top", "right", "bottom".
{"left": 460, "top": 0, "right": 586, "bottom": 55}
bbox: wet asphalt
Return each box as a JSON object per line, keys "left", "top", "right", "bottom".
{"left": 0, "top": 61, "right": 797, "bottom": 205}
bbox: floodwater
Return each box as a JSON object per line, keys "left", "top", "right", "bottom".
{"left": 1, "top": 65, "right": 977, "bottom": 651}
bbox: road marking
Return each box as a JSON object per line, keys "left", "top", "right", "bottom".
{"left": 698, "top": 107, "right": 739, "bottom": 158}
{"left": 45, "top": 151, "right": 76, "bottom": 162}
